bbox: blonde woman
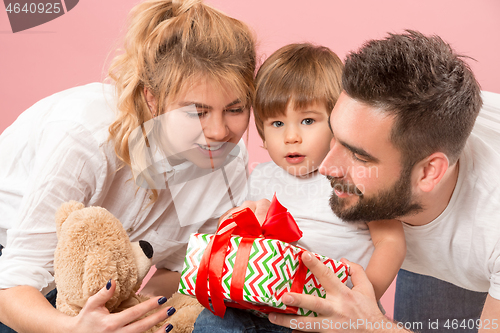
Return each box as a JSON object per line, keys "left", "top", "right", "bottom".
{"left": 0, "top": 0, "right": 256, "bottom": 332}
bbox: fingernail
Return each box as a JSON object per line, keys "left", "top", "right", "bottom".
{"left": 158, "top": 296, "right": 167, "bottom": 305}
{"left": 303, "top": 252, "right": 312, "bottom": 261}
{"left": 269, "top": 313, "right": 276, "bottom": 322}
{"left": 165, "top": 323, "right": 173, "bottom": 332}
{"left": 283, "top": 294, "right": 294, "bottom": 304}
{"left": 167, "top": 307, "right": 176, "bottom": 316}
{"left": 106, "top": 279, "right": 112, "bottom": 290}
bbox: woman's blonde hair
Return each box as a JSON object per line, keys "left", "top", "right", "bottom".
{"left": 254, "top": 43, "right": 343, "bottom": 140}
{"left": 108, "top": 0, "right": 256, "bottom": 200}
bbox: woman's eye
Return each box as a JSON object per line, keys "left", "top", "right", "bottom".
{"left": 226, "top": 107, "right": 244, "bottom": 114}
{"left": 272, "top": 121, "right": 284, "bottom": 128}
{"left": 301, "top": 118, "right": 315, "bottom": 125}
{"left": 186, "top": 110, "right": 208, "bottom": 118}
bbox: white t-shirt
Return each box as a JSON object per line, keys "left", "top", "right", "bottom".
{"left": 247, "top": 162, "right": 374, "bottom": 275}
{"left": 401, "top": 91, "right": 500, "bottom": 299}
{"left": 0, "top": 83, "right": 248, "bottom": 295}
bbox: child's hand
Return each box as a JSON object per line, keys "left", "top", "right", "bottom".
{"left": 218, "top": 199, "right": 271, "bottom": 226}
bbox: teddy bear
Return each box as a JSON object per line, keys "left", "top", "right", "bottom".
{"left": 53, "top": 201, "right": 204, "bottom": 333}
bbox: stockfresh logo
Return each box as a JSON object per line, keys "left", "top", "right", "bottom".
{"left": 3, "top": 0, "right": 78, "bottom": 33}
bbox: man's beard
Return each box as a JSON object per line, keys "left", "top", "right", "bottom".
{"left": 328, "top": 167, "right": 423, "bottom": 222}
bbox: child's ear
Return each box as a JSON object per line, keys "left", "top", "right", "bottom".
{"left": 263, "top": 140, "right": 267, "bottom": 150}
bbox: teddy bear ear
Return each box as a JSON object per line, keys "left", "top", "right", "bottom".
{"left": 55, "top": 201, "right": 86, "bottom": 234}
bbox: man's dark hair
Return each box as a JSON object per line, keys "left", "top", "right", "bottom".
{"left": 343, "top": 30, "right": 482, "bottom": 167}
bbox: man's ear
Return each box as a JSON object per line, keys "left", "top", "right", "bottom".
{"left": 143, "top": 88, "right": 157, "bottom": 117}
{"left": 413, "top": 152, "right": 450, "bottom": 193}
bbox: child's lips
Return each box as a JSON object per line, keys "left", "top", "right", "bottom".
{"left": 285, "top": 153, "right": 305, "bottom": 164}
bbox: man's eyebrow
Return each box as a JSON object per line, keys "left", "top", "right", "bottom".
{"left": 338, "top": 139, "right": 380, "bottom": 163}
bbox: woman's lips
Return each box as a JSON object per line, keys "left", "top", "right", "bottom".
{"left": 196, "top": 142, "right": 227, "bottom": 158}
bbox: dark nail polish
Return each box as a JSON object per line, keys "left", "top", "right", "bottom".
{"left": 167, "top": 307, "right": 176, "bottom": 316}
{"left": 106, "top": 279, "right": 112, "bottom": 290}
{"left": 165, "top": 324, "right": 173, "bottom": 332}
{"left": 158, "top": 296, "right": 167, "bottom": 305}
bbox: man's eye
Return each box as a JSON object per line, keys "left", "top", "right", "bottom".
{"left": 352, "top": 152, "right": 368, "bottom": 163}
{"left": 301, "top": 118, "right": 315, "bottom": 125}
{"left": 272, "top": 121, "right": 284, "bottom": 127}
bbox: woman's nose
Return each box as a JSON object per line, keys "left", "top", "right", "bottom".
{"left": 203, "top": 113, "right": 229, "bottom": 141}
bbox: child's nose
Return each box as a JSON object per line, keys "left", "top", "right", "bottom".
{"left": 284, "top": 126, "right": 302, "bottom": 144}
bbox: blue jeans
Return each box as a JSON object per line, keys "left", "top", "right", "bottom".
{"left": 394, "top": 269, "right": 488, "bottom": 333}
{"left": 0, "top": 245, "right": 58, "bottom": 333}
{"left": 193, "top": 307, "right": 293, "bottom": 333}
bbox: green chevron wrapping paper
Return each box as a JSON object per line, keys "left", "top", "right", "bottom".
{"left": 178, "top": 233, "right": 349, "bottom": 317}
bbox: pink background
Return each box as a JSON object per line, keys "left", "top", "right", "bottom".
{"left": 2, "top": 0, "right": 500, "bottom": 318}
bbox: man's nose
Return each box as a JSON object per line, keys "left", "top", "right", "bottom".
{"left": 319, "top": 138, "right": 346, "bottom": 177}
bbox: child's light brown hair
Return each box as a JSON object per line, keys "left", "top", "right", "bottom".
{"left": 254, "top": 43, "right": 343, "bottom": 140}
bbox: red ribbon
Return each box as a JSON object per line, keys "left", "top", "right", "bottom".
{"left": 195, "top": 194, "right": 305, "bottom": 318}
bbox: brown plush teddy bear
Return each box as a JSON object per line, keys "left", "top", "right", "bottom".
{"left": 53, "top": 201, "right": 204, "bottom": 333}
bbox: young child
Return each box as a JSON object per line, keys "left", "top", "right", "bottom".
{"left": 193, "top": 43, "right": 406, "bottom": 333}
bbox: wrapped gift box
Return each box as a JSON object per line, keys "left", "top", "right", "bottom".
{"left": 177, "top": 196, "right": 349, "bottom": 317}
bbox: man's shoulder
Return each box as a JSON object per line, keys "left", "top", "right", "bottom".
{"left": 472, "top": 91, "right": 500, "bottom": 154}
{"left": 465, "top": 133, "right": 500, "bottom": 184}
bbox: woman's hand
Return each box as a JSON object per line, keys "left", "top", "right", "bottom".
{"left": 268, "top": 253, "right": 400, "bottom": 333}
{"left": 218, "top": 199, "right": 271, "bottom": 226}
{"left": 69, "top": 280, "right": 174, "bottom": 333}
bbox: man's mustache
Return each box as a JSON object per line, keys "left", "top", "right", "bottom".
{"left": 327, "top": 176, "right": 363, "bottom": 197}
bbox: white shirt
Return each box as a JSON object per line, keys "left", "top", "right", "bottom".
{"left": 0, "top": 83, "right": 248, "bottom": 295}
{"left": 401, "top": 91, "right": 500, "bottom": 299}
{"left": 247, "top": 162, "right": 374, "bottom": 275}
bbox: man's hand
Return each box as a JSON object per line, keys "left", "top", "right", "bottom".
{"left": 269, "top": 253, "right": 403, "bottom": 333}
{"left": 218, "top": 199, "right": 271, "bottom": 226}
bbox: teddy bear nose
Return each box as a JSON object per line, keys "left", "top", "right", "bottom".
{"left": 139, "top": 240, "right": 154, "bottom": 259}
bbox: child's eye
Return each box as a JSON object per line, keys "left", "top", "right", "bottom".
{"left": 272, "top": 121, "right": 284, "bottom": 128}
{"left": 301, "top": 118, "right": 315, "bottom": 125}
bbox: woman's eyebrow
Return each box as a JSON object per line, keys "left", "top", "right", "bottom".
{"left": 178, "top": 99, "right": 241, "bottom": 109}
{"left": 225, "top": 99, "right": 242, "bottom": 108}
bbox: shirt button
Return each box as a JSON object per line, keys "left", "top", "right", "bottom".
{"left": 126, "top": 227, "right": 134, "bottom": 233}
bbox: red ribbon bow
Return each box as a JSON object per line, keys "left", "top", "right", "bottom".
{"left": 227, "top": 194, "right": 303, "bottom": 242}
{"left": 195, "top": 194, "right": 307, "bottom": 318}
